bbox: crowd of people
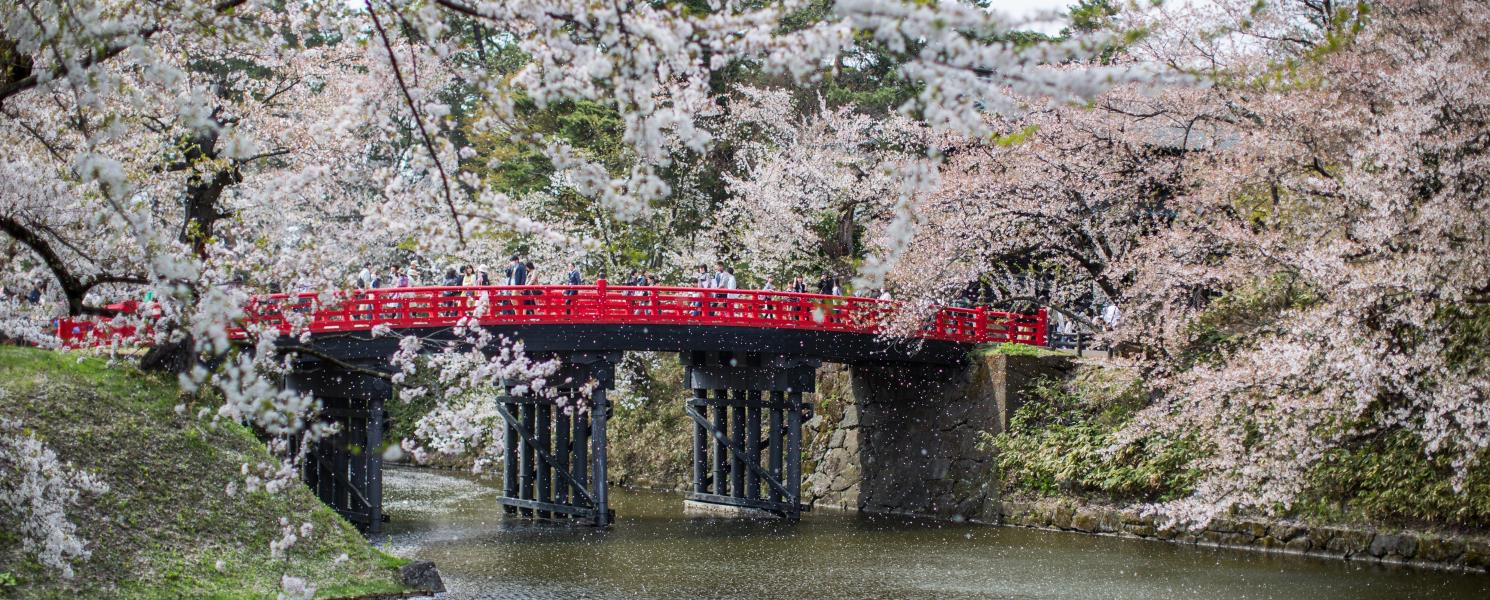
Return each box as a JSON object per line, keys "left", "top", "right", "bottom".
{"left": 345, "top": 257, "right": 897, "bottom": 299}
{"left": 0, "top": 282, "right": 48, "bottom": 306}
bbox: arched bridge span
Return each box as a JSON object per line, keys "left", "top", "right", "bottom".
{"left": 64, "top": 283, "right": 1048, "bottom": 532}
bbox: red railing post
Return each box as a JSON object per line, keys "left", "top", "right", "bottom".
{"left": 1036, "top": 307, "right": 1049, "bottom": 347}
{"left": 975, "top": 306, "right": 988, "bottom": 343}
{"left": 596, "top": 279, "right": 607, "bottom": 319}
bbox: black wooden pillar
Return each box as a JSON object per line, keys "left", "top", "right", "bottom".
{"left": 285, "top": 362, "right": 389, "bottom": 535}
{"left": 682, "top": 352, "right": 818, "bottom": 518}
{"left": 496, "top": 352, "right": 619, "bottom": 526}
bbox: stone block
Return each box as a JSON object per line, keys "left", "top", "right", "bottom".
{"left": 1283, "top": 536, "right": 1312, "bottom": 553}
{"left": 1461, "top": 541, "right": 1490, "bottom": 570}
{"left": 840, "top": 404, "right": 860, "bottom": 428}
{"left": 1097, "top": 510, "right": 1122, "bottom": 534}
{"left": 400, "top": 561, "right": 446, "bottom": 593}
{"left": 1369, "top": 533, "right": 1417, "bottom": 559}
{"left": 1308, "top": 526, "right": 1341, "bottom": 550}
{"left": 1238, "top": 520, "right": 1269, "bottom": 538}
{"left": 1324, "top": 529, "right": 1375, "bottom": 557}
{"left": 1050, "top": 503, "right": 1075, "bottom": 529}
{"left": 1201, "top": 530, "right": 1254, "bottom": 546}
{"left": 1072, "top": 508, "right": 1101, "bottom": 532}
{"left": 1122, "top": 523, "right": 1157, "bottom": 538}
{"left": 1415, "top": 536, "right": 1465, "bottom": 563}
{"left": 1268, "top": 523, "right": 1306, "bottom": 542}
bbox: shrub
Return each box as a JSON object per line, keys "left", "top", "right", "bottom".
{"left": 988, "top": 367, "right": 1204, "bottom": 503}
{"left": 1297, "top": 429, "right": 1490, "bottom": 529}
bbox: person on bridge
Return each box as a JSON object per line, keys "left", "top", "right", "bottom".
{"left": 817, "top": 274, "right": 834, "bottom": 296}
{"left": 565, "top": 263, "right": 581, "bottom": 288}
{"left": 475, "top": 265, "right": 491, "bottom": 286}
{"left": 714, "top": 263, "right": 736, "bottom": 290}
{"left": 507, "top": 256, "right": 527, "bottom": 285}
{"left": 689, "top": 264, "right": 708, "bottom": 316}
{"left": 790, "top": 275, "right": 808, "bottom": 294}
{"left": 716, "top": 264, "right": 738, "bottom": 317}
{"left": 564, "top": 263, "right": 581, "bottom": 313}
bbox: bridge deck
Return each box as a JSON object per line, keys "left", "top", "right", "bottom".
{"left": 59, "top": 282, "right": 1048, "bottom": 360}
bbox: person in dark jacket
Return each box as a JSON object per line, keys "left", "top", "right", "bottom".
{"left": 509, "top": 256, "right": 528, "bottom": 285}
{"left": 565, "top": 263, "right": 582, "bottom": 287}
{"left": 790, "top": 275, "right": 808, "bottom": 293}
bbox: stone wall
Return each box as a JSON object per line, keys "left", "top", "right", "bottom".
{"left": 804, "top": 352, "right": 1072, "bottom": 520}
{"left": 999, "top": 498, "right": 1490, "bottom": 573}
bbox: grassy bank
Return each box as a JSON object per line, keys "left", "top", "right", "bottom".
{"left": 989, "top": 362, "right": 1490, "bottom": 533}
{"left": 0, "top": 346, "right": 410, "bottom": 599}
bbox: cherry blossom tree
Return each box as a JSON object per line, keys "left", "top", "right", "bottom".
{"left": 716, "top": 86, "right": 930, "bottom": 278}
{"left": 1112, "top": 0, "right": 1490, "bottom": 526}
{"left": 0, "top": 0, "right": 1158, "bottom": 581}
{"left": 884, "top": 86, "right": 1209, "bottom": 327}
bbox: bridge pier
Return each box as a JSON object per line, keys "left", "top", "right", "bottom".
{"left": 682, "top": 352, "right": 818, "bottom": 518}
{"left": 285, "top": 363, "right": 390, "bottom": 535}
{"left": 496, "top": 352, "right": 620, "bottom": 526}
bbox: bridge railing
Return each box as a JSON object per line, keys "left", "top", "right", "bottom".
{"left": 233, "top": 282, "right": 1048, "bottom": 346}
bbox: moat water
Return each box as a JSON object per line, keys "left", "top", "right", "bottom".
{"left": 382, "top": 466, "right": 1489, "bottom": 599}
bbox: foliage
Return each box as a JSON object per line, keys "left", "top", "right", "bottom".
{"left": 0, "top": 347, "right": 407, "bottom": 598}
{"left": 1176, "top": 273, "right": 1317, "bottom": 369}
{"left": 1297, "top": 429, "right": 1490, "bottom": 530}
{"left": 990, "top": 367, "right": 1204, "bottom": 503}
{"left": 975, "top": 342, "right": 1066, "bottom": 358}
{"left": 607, "top": 353, "right": 693, "bottom": 490}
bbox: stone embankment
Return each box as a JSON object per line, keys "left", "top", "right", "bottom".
{"left": 801, "top": 351, "right": 1490, "bottom": 574}
{"left": 999, "top": 498, "right": 1490, "bottom": 573}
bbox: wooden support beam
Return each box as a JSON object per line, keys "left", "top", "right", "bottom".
{"left": 712, "top": 391, "right": 728, "bottom": 495}
{"left": 746, "top": 392, "right": 761, "bottom": 501}
{"left": 503, "top": 399, "right": 518, "bottom": 515}
{"left": 554, "top": 405, "right": 571, "bottom": 518}
{"left": 786, "top": 391, "right": 803, "bottom": 520}
{"left": 769, "top": 391, "right": 784, "bottom": 505}
{"left": 537, "top": 403, "right": 552, "bottom": 519}
{"left": 692, "top": 390, "right": 708, "bottom": 495}
{"left": 683, "top": 405, "right": 801, "bottom": 505}
{"left": 731, "top": 392, "right": 746, "bottom": 498}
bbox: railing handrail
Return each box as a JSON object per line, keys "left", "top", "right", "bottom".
{"left": 60, "top": 281, "right": 1050, "bottom": 348}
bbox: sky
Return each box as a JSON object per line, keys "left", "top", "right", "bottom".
{"left": 993, "top": 0, "right": 1078, "bottom": 34}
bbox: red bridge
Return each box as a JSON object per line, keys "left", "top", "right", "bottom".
{"left": 61, "top": 281, "right": 1049, "bottom": 350}
{"left": 56, "top": 281, "right": 1049, "bottom": 532}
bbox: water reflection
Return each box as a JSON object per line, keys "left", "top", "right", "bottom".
{"left": 382, "top": 466, "right": 1488, "bottom": 599}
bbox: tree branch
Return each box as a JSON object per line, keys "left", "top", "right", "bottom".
{"left": 368, "top": 1, "right": 466, "bottom": 245}
{"left": 0, "top": 0, "right": 248, "bottom": 105}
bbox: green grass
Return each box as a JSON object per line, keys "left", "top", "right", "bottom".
{"left": 0, "top": 346, "right": 410, "bottom": 599}
{"left": 974, "top": 342, "right": 1066, "bottom": 358}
